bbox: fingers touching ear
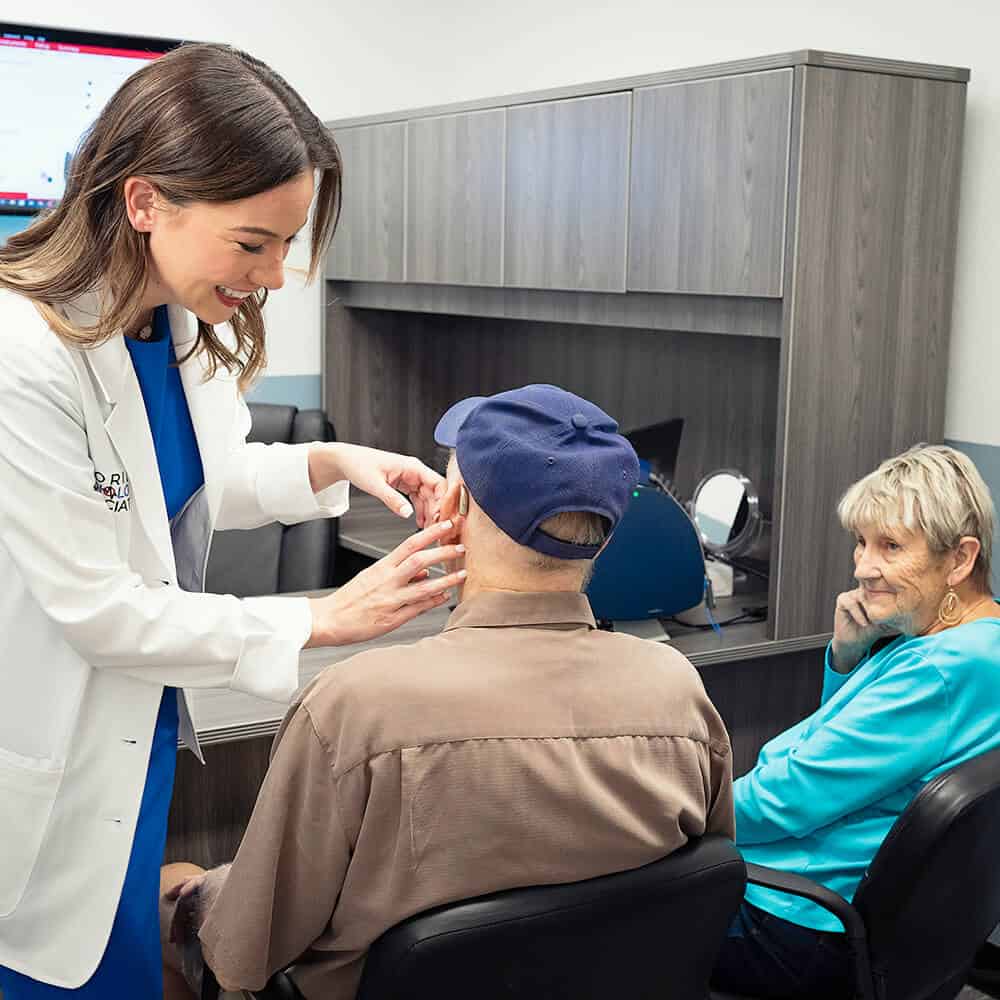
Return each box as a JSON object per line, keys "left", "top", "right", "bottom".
{"left": 437, "top": 480, "right": 468, "bottom": 544}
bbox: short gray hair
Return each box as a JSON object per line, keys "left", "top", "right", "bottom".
{"left": 528, "top": 511, "right": 611, "bottom": 574}
{"left": 837, "top": 444, "right": 995, "bottom": 588}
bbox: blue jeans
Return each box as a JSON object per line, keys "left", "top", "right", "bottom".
{"left": 711, "top": 901, "right": 853, "bottom": 999}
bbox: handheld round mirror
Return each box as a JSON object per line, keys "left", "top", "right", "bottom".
{"left": 691, "top": 469, "right": 762, "bottom": 558}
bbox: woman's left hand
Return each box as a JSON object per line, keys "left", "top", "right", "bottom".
{"left": 310, "top": 443, "right": 445, "bottom": 527}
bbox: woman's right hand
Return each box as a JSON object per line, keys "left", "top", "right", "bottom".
{"left": 306, "top": 520, "right": 466, "bottom": 648}
{"left": 830, "top": 587, "right": 892, "bottom": 673}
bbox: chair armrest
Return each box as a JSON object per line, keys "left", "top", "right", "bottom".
{"left": 745, "top": 863, "right": 865, "bottom": 942}
{"left": 248, "top": 970, "right": 305, "bottom": 999}
{"left": 745, "top": 863, "right": 875, "bottom": 1000}
{"left": 199, "top": 965, "right": 303, "bottom": 1000}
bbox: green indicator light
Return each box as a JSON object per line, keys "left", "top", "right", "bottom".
{"left": 632, "top": 490, "right": 640, "bottom": 498}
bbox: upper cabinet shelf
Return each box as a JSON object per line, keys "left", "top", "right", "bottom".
{"left": 325, "top": 50, "right": 968, "bottom": 320}
{"left": 327, "top": 74, "right": 785, "bottom": 297}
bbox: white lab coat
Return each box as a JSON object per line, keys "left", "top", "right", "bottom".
{"left": 0, "top": 288, "right": 348, "bottom": 987}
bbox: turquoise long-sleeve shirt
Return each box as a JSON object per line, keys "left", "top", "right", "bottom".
{"left": 736, "top": 617, "right": 1000, "bottom": 932}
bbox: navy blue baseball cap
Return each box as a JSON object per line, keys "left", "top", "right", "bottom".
{"left": 433, "top": 384, "right": 640, "bottom": 560}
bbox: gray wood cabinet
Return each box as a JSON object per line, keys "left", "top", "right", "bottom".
{"left": 504, "top": 93, "right": 631, "bottom": 292}
{"left": 628, "top": 70, "right": 793, "bottom": 296}
{"left": 327, "top": 123, "right": 405, "bottom": 282}
{"left": 325, "top": 51, "right": 968, "bottom": 643}
{"left": 406, "top": 109, "right": 505, "bottom": 286}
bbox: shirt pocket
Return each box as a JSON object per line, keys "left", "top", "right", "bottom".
{"left": 0, "top": 748, "right": 65, "bottom": 916}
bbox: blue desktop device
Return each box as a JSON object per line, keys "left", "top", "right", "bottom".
{"left": 585, "top": 483, "right": 706, "bottom": 622}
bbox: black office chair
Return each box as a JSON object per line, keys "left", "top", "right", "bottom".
{"left": 211, "top": 835, "right": 745, "bottom": 1000}
{"left": 204, "top": 402, "right": 339, "bottom": 597}
{"left": 713, "top": 744, "right": 1000, "bottom": 1000}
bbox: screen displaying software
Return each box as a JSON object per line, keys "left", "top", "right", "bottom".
{"left": 0, "top": 23, "right": 181, "bottom": 212}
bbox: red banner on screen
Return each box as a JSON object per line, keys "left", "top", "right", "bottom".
{"left": 0, "top": 37, "right": 163, "bottom": 60}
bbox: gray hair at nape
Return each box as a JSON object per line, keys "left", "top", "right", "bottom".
{"left": 448, "top": 449, "right": 609, "bottom": 575}
{"left": 837, "top": 444, "right": 995, "bottom": 589}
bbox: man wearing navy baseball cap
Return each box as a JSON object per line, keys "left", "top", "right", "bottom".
{"left": 162, "top": 385, "right": 733, "bottom": 1000}
{"left": 431, "top": 382, "right": 638, "bottom": 570}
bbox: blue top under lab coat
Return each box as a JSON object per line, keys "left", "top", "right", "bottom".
{"left": 737, "top": 617, "right": 1000, "bottom": 932}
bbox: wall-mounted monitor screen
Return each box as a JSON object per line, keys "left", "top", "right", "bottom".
{"left": 0, "top": 22, "right": 184, "bottom": 214}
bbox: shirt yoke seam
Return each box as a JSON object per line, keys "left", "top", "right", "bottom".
{"left": 309, "top": 732, "right": 730, "bottom": 781}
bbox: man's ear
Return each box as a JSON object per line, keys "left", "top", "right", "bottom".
{"left": 437, "top": 479, "right": 468, "bottom": 543}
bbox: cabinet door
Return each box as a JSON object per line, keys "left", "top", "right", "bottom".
{"left": 406, "top": 109, "right": 505, "bottom": 286}
{"left": 327, "top": 123, "right": 405, "bottom": 281}
{"left": 505, "top": 92, "right": 631, "bottom": 292}
{"left": 628, "top": 69, "right": 793, "bottom": 297}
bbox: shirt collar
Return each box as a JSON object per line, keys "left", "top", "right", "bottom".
{"left": 443, "top": 590, "right": 597, "bottom": 632}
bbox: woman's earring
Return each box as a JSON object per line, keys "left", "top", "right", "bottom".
{"left": 458, "top": 485, "right": 469, "bottom": 517}
{"left": 938, "top": 588, "right": 963, "bottom": 626}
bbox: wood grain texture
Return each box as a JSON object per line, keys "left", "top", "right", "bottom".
{"left": 327, "top": 123, "right": 405, "bottom": 281}
{"left": 505, "top": 92, "right": 631, "bottom": 292}
{"left": 699, "top": 645, "right": 824, "bottom": 777}
{"left": 766, "top": 66, "right": 807, "bottom": 634}
{"left": 324, "top": 51, "right": 968, "bottom": 131}
{"left": 406, "top": 109, "right": 505, "bottom": 285}
{"left": 628, "top": 70, "right": 792, "bottom": 297}
{"left": 326, "top": 280, "right": 782, "bottom": 338}
{"left": 166, "top": 735, "right": 274, "bottom": 866}
{"left": 325, "top": 303, "right": 780, "bottom": 506}
{"left": 772, "top": 68, "right": 966, "bottom": 639}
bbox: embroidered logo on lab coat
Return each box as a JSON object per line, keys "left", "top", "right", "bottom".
{"left": 93, "top": 471, "right": 131, "bottom": 512}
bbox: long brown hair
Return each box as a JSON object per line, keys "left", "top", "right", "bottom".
{"left": 0, "top": 43, "right": 341, "bottom": 390}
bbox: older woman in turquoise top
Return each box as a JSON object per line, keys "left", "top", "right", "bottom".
{"left": 712, "top": 444, "right": 1000, "bottom": 999}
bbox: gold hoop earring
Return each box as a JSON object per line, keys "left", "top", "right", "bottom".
{"left": 938, "top": 588, "right": 962, "bottom": 627}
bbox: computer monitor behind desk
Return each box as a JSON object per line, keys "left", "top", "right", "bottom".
{"left": 623, "top": 417, "right": 684, "bottom": 492}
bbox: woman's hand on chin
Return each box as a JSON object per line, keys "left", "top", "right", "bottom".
{"left": 831, "top": 587, "right": 895, "bottom": 672}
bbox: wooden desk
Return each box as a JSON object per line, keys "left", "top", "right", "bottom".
{"left": 338, "top": 490, "right": 419, "bottom": 559}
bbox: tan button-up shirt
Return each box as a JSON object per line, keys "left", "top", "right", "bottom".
{"left": 198, "top": 591, "right": 734, "bottom": 998}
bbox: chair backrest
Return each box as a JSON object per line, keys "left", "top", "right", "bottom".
{"left": 356, "top": 835, "right": 745, "bottom": 1000}
{"left": 853, "top": 745, "right": 1000, "bottom": 1000}
{"left": 205, "top": 402, "right": 339, "bottom": 597}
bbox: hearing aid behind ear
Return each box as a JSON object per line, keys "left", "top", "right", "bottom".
{"left": 459, "top": 485, "right": 469, "bottom": 517}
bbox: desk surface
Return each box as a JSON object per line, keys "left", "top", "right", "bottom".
{"left": 189, "top": 493, "right": 830, "bottom": 745}
{"left": 338, "top": 490, "right": 426, "bottom": 559}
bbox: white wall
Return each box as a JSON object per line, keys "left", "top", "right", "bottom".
{"left": 2, "top": 0, "right": 997, "bottom": 447}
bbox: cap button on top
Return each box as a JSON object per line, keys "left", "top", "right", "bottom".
{"left": 571, "top": 413, "right": 589, "bottom": 429}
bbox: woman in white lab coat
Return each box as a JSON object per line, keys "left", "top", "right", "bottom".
{"left": 0, "top": 43, "right": 464, "bottom": 998}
